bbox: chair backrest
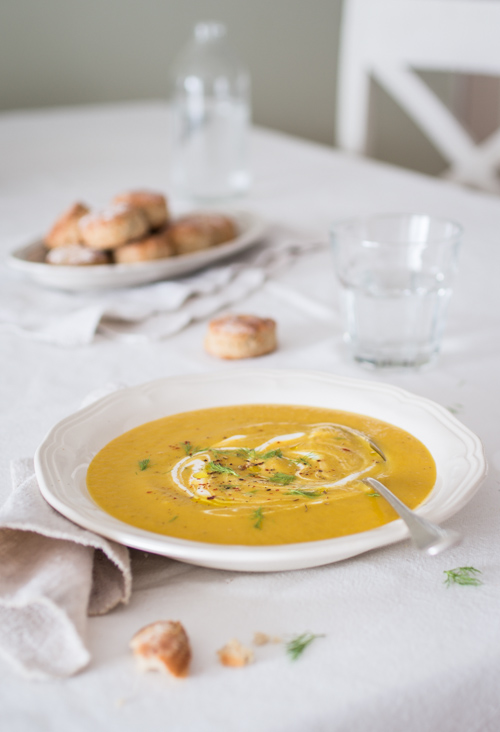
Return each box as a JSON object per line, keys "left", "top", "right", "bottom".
{"left": 337, "top": 0, "right": 500, "bottom": 192}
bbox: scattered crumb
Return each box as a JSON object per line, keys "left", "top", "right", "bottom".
{"left": 130, "top": 620, "right": 191, "bottom": 678}
{"left": 217, "top": 638, "right": 254, "bottom": 667}
{"left": 253, "top": 632, "right": 270, "bottom": 646}
{"left": 253, "top": 632, "right": 282, "bottom": 646}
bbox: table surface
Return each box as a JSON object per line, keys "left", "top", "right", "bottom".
{"left": 1, "top": 101, "right": 499, "bottom": 732}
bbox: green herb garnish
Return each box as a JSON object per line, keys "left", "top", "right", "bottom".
{"left": 289, "top": 455, "right": 312, "bottom": 467}
{"left": 252, "top": 507, "right": 264, "bottom": 529}
{"left": 208, "top": 448, "right": 233, "bottom": 458}
{"left": 259, "top": 448, "right": 283, "bottom": 460}
{"left": 236, "top": 447, "right": 257, "bottom": 459}
{"left": 367, "top": 492, "right": 380, "bottom": 497}
{"left": 181, "top": 442, "right": 207, "bottom": 456}
{"left": 285, "top": 488, "right": 323, "bottom": 498}
{"left": 206, "top": 461, "right": 239, "bottom": 477}
{"left": 286, "top": 633, "right": 324, "bottom": 660}
{"left": 268, "top": 472, "right": 296, "bottom": 485}
{"left": 168, "top": 515, "right": 179, "bottom": 523}
{"left": 138, "top": 458, "right": 150, "bottom": 471}
{"left": 444, "top": 566, "right": 482, "bottom": 587}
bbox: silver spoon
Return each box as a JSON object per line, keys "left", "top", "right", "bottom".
{"left": 364, "top": 477, "right": 462, "bottom": 555}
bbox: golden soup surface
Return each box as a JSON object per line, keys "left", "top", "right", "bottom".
{"left": 86, "top": 404, "right": 436, "bottom": 545}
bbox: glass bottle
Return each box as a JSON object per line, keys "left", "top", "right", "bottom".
{"left": 169, "top": 21, "right": 251, "bottom": 201}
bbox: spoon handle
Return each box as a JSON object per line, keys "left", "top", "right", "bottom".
{"left": 364, "top": 478, "right": 462, "bottom": 555}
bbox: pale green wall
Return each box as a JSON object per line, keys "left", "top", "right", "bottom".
{"left": 0, "top": 0, "right": 449, "bottom": 177}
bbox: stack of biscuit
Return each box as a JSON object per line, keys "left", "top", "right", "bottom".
{"left": 43, "top": 190, "right": 238, "bottom": 266}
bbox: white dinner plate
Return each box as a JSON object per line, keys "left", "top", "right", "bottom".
{"left": 34, "top": 370, "right": 487, "bottom": 572}
{"left": 7, "top": 210, "right": 265, "bottom": 291}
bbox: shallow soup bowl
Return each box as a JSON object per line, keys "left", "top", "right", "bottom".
{"left": 34, "top": 369, "right": 486, "bottom": 572}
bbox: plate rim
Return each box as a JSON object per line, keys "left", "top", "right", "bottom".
{"left": 6, "top": 210, "right": 266, "bottom": 291}
{"left": 34, "top": 369, "right": 488, "bottom": 571}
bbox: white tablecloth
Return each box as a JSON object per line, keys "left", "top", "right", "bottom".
{"left": 1, "top": 101, "right": 499, "bottom": 732}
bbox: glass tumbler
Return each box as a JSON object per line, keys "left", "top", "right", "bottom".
{"left": 330, "top": 213, "right": 462, "bottom": 368}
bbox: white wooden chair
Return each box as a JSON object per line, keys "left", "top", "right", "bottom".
{"left": 336, "top": 0, "right": 500, "bottom": 192}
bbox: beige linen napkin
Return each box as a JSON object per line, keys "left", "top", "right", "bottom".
{"left": 0, "top": 458, "right": 131, "bottom": 679}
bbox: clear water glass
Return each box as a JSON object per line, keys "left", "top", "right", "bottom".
{"left": 330, "top": 214, "right": 462, "bottom": 368}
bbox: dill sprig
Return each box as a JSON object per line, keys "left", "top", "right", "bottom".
{"left": 289, "top": 455, "right": 312, "bottom": 467}
{"left": 236, "top": 447, "right": 257, "bottom": 459}
{"left": 181, "top": 442, "right": 208, "bottom": 456}
{"left": 252, "top": 507, "right": 264, "bottom": 529}
{"left": 268, "top": 472, "right": 296, "bottom": 485}
{"left": 138, "top": 458, "right": 150, "bottom": 471}
{"left": 259, "top": 448, "right": 283, "bottom": 460}
{"left": 444, "top": 566, "right": 482, "bottom": 587}
{"left": 286, "top": 632, "right": 324, "bottom": 660}
{"left": 285, "top": 488, "right": 323, "bottom": 498}
{"left": 208, "top": 448, "right": 233, "bottom": 458}
{"left": 206, "top": 461, "right": 239, "bottom": 477}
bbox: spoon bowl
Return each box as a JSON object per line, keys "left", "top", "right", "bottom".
{"left": 363, "top": 477, "right": 462, "bottom": 555}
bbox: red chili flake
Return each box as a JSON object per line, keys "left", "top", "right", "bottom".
{"left": 342, "top": 448, "right": 352, "bottom": 452}
{"left": 146, "top": 491, "right": 153, "bottom": 494}
{"left": 207, "top": 496, "right": 215, "bottom": 500}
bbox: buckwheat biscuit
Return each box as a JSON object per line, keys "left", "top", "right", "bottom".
{"left": 113, "top": 228, "right": 175, "bottom": 264}
{"left": 112, "top": 190, "right": 170, "bottom": 230}
{"left": 204, "top": 314, "right": 277, "bottom": 359}
{"left": 79, "top": 203, "right": 149, "bottom": 250}
{"left": 44, "top": 202, "right": 90, "bottom": 249}
{"left": 169, "top": 213, "right": 237, "bottom": 255}
{"left": 45, "top": 243, "right": 111, "bottom": 266}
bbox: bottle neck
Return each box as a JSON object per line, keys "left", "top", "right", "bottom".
{"left": 194, "top": 22, "right": 227, "bottom": 42}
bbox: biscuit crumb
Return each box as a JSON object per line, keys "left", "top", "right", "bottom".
{"left": 217, "top": 638, "right": 254, "bottom": 667}
{"left": 253, "top": 632, "right": 270, "bottom": 646}
{"left": 253, "top": 632, "right": 282, "bottom": 646}
{"left": 130, "top": 620, "right": 191, "bottom": 678}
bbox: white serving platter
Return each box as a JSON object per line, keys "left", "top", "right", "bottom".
{"left": 7, "top": 210, "right": 265, "bottom": 292}
{"left": 34, "top": 370, "right": 487, "bottom": 572}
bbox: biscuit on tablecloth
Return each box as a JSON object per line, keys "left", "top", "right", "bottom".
{"left": 204, "top": 314, "right": 277, "bottom": 359}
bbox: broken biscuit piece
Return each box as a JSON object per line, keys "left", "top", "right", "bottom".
{"left": 253, "top": 632, "right": 282, "bottom": 646}
{"left": 217, "top": 638, "right": 254, "bottom": 667}
{"left": 130, "top": 620, "right": 191, "bottom": 678}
